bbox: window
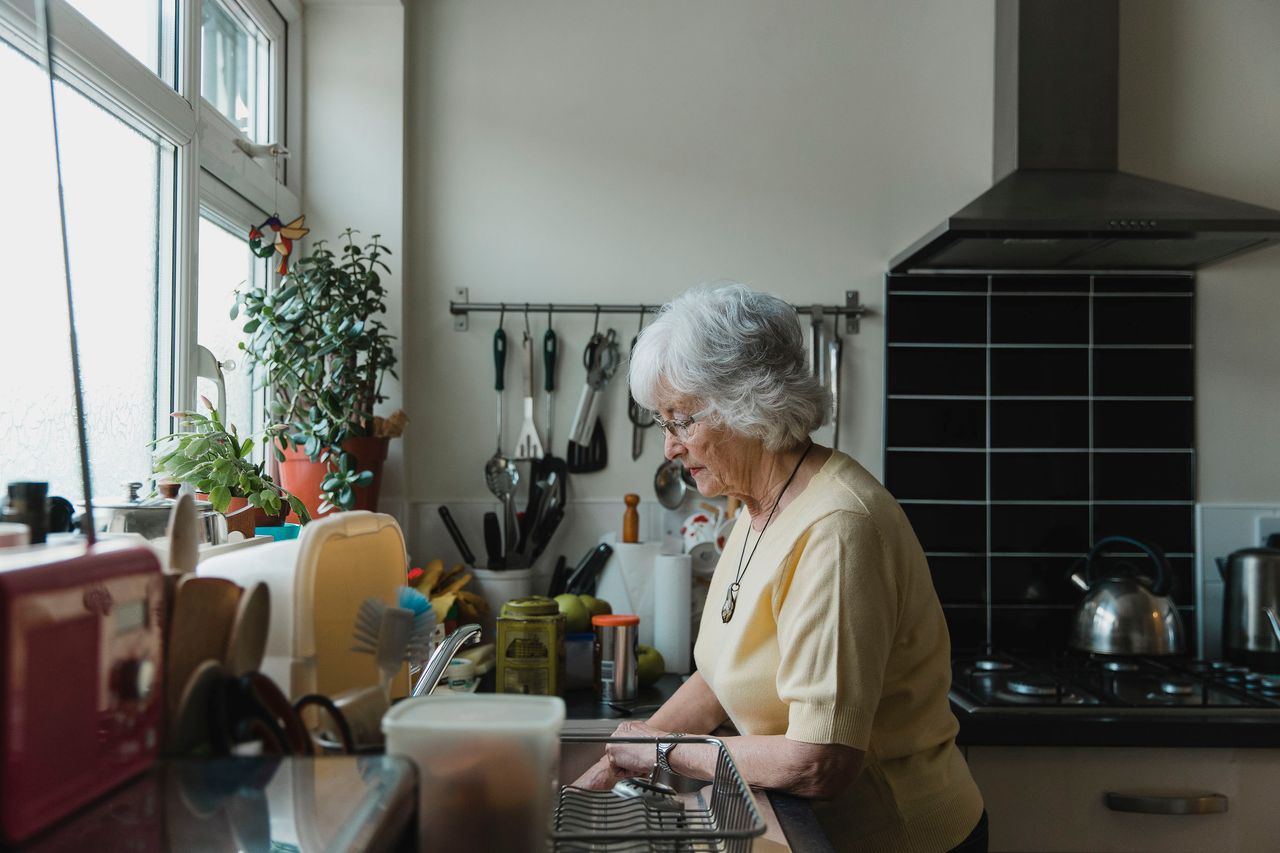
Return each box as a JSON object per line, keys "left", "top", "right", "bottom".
{"left": 198, "top": 210, "right": 266, "bottom": 439}
{"left": 201, "top": 0, "right": 271, "bottom": 142}
{"left": 0, "top": 0, "right": 299, "bottom": 502}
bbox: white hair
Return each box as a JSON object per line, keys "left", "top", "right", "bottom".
{"left": 629, "top": 283, "right": 830, "bottom": 451}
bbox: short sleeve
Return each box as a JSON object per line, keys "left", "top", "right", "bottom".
{"left": 773, "top": 511, "right": 898, "bottom": 750}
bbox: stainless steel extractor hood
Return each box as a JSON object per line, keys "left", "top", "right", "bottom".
{"left": 890, "top": 0, "right": 1280, "bottom": 273}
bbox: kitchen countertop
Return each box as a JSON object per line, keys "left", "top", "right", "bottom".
{"left": 952, "top": 699, "right": 1280, "bottom": 748}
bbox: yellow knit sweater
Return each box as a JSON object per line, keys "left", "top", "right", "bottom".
{"left": 694, "top": 451, "right": 983, "bottom": 852}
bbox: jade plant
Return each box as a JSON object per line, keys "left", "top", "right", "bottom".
{"left": 151, "top": 401, "right": 310, "bottom": 522}
{"left": 232, "top": 229, "right": 403, "bottom": 512}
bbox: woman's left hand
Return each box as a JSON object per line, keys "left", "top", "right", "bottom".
{"left": 601, "top": 720, "right": 672, "bottom": 777}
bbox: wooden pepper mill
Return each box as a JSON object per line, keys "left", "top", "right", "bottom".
{"left": 622, "top": 493, "right": 640, "bottom": 543}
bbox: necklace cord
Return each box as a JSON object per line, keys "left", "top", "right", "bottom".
{"left": 731, "top": 441, "right": 814, "bottom": 590}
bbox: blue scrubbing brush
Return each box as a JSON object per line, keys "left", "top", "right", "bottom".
{"left": 398, "top": 585, "right": 436, "bottom": 667}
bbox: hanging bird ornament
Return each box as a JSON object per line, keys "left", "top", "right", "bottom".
{"left": 249, "top": 214, "right": 309, "bottom": 275}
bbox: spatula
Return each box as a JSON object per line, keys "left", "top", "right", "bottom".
{"left": 166, "top": 575, "right": 242, "bottom": 722}
{"left": 514, "top": 330, "right": 544, "bottom": 459}
{"left": 224, "top": 581, "right": 270, "bottom": 676}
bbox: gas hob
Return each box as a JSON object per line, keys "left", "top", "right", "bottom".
{"left": 950, "top": 652, "right": 1280, "bottom": 717}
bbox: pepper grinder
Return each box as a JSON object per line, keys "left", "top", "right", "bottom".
{"left": 622, "top": 493, "right": 639, "bottom": 543}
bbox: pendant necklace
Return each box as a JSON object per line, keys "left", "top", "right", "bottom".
{"left": 721, "top": 442, "right": 813, "bottom": 623}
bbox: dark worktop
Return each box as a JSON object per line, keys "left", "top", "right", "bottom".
{"left": 952, "top": 700, "right": 1280, "bottom": 748}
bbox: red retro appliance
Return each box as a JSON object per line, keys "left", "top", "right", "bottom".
{"left": 0, "top": 541, "right": 163, "bottom": 843}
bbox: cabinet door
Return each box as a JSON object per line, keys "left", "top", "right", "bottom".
{"left": 965, "top": 745, "right": 1280, "bottom": 853}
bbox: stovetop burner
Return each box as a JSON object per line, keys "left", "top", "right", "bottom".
{"left": 950, "top": 652, "right": 1280, "bottom": 715}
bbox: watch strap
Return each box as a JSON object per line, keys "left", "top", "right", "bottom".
{"left": 657, "top": 733, "right": 687, "bottom": 774}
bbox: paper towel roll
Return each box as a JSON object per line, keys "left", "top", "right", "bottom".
{"left": 652, "top": 553, "right": 692, "bottom": 674}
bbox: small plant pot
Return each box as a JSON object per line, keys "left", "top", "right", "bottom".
{"left": 197, "top": 493, "right": 290, "bottom": 529}
{"left": 278, "top": 436, "right": 389, "bottom": 521}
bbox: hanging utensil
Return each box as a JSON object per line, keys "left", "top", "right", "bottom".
{"left": 483, "top": 314, "right": 520, "bottom": 559}
{"left": 543, "top": 310, "right": 558, "bottom": 451}
{"left": 810, "top": 305, "right": 826, "bottom": 385}
{"left": 827, "top": 321, "right": 842, "bottom": 450}
{"left": 515, "top": 319, "right": 545, "bottom": 459}
{"left": 654, "top": 458, "right": 695, "bottom": 510}
{"left": 627, "top": 310, "right": 654, "bottom": 461}
{"left": 567, "top": 325, "right": 618, "bottom": 473}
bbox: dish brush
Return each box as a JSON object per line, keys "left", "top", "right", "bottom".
{"left": 352, "top": 598, "right": 414, "bottom": 698}
{"left": 398, "top": 585, "right": 437, "bottom": 679}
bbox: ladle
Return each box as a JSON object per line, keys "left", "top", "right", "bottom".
{"left": 654, "top": 459, "right": 696, "bottom": 510}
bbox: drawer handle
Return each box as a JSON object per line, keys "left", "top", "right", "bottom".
{"left": 1105, "top": 791, "right": 1228, "bottom": 816}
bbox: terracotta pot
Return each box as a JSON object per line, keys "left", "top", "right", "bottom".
{"left": 278, "top": 435, "right": 389, "bottom": 521}
{"left": 196, "top": 493, "right": 290, "bottom": 529}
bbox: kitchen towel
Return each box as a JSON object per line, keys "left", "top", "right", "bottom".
{"left": 594, "top": 540, "right": 662, "bottom": 647}
{"left": 652, "top": 553, "right": 692, "bottom": 674}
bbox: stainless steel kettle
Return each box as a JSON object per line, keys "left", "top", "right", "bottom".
{"left": 1069, "top": 535, "right": 1185, "bottom": 656}
{"left": 1216, "top": 546, "right": 1280, "bottom": 670}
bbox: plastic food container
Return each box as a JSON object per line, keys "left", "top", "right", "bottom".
{"left": 383, "top": 694, "right": 566, "bottom": 850}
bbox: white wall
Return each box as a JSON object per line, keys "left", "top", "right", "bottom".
{"left": 402, "top": 0, "right": 995, "bottom": 560}
{"left": 302, "top": 1, "right": 407, "bottom": 521}
{"left": 1119, "top": 0, "right": 1280, "bottom": 503}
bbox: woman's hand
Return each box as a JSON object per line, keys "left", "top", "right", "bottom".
{"left": 568, "top": 720, "right": 672, "bottom": 789}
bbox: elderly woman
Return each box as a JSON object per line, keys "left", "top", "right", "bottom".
{"left": 575, "top": 284, "right": 986, "bottom": 852}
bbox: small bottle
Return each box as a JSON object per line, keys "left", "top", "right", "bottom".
{"left": 622, "top": 493, "right": 640, "bottom": 543}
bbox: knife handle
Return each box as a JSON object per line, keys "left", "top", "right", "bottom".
{"left": 483, "top": 512, "right": 503, "bottom": 569}
{"left": 437, "top": 506, "right": 476, "bottom": 566}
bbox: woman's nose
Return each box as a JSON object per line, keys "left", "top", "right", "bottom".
{"left": 663, "top": 430, "right": 683, "bottom": 459}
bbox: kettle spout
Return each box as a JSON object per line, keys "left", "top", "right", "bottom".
{"left": 1070, "top": 572, "right": 1089, "bottom": 592}
{"left": 1216, "top": 556, "right": 1227, "bottom": 580}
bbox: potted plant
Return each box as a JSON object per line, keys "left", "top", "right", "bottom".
{"left": 232, "top": 229, "right": 406, "bottom": 517}
{"left": 150, "top": 401, "right": 310, "bottom": 524}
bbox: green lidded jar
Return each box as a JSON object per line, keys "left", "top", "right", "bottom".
{"left": 496, "top": 595, "right": 565, "bottom": 696}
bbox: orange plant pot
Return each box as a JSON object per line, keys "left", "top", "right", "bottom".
{"left": 278, "top": 435, "right": 389, "bottom": 521}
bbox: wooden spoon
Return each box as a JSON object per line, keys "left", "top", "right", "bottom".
{"left": 223, "top": 581, "right": 270, "bottom": 676}
{"left": 166, "top": 575, "right": 242, "bottom": 721}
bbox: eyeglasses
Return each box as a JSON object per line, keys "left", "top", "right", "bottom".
{"left": 652, "top": 408, "right": 711, "bottom": 441}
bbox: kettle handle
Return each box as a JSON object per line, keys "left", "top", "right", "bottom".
{"left": 1085, "top": 535, "right": 1172, "bottom": 596}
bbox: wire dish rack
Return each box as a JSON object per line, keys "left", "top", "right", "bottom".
{"left": 552, "top": 735, "right": 766, "bottom": 852}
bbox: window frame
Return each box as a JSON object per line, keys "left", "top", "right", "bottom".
{"left": 0, "top": 0, "right": 301, "bottom": 460}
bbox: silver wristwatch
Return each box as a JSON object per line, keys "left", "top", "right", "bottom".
{"left": 657, "top": 734, "right": 686, "bottom": 774}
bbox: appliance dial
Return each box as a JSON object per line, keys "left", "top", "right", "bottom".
{"left": 114, "top": 657, "right": 156, "bottom": 703}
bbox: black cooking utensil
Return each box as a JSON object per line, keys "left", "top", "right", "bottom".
{"left": 483, "top": 511, "right": 503, "bottom": 570}
{"left": 437, "top": 506, "right": 476, "bottom": 566}
{"left": 565, "top": 543, "right": 613, "bottom": 596}
{"left": 547, "top": 555, "right": 569, "bottom": 596}
{"left": 568, "top": 419, "right": 608, "bottom": 473}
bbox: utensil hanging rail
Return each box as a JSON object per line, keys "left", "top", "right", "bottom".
{"left": 449, "top": 288, "right": 869, "bottom": 333}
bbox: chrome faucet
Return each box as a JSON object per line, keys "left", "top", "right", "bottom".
{"left": 411, "top": 623, "right": 483, "bottom": 697}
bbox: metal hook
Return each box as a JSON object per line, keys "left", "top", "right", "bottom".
{"left": 593, "top": 304, "right": 601, "bottom": 335}
{"left": 547, "top": 303, "right": 553, "bottom": 327}
{"left": 636, "top": 305, "right": 647, "bottom": 336}
{"left": 523, "top": 302, "right": 531, "bottom": 338}
{"left": 498, "top": 303, "right": 505, "bottom": 329}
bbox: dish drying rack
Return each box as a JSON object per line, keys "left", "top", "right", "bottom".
{"left": 553, "top": 736, "right": 766, "bottom": 852}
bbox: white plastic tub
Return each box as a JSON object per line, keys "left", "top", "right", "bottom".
{"left": 383, "top": 693, "right": 566, "bottom": 851}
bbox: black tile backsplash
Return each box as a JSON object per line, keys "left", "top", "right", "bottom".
{"left": 990, "top": 400, "right": 1090, "bottom": 448}
{"left": 886, "top": 295, "right": 987, "bottom": 343}
{"left": 885, "top": 272, "right": 1196, "bottom": 653}
{"left": 991, "top": 295, "right": 1089, "bottom": 343}
{"left": 990, "top": 348, "right": 1089, "bottom": 396}
{"left": 990, "top": 453, "right": 1089, "bottom": 501}
{"left": 886, "top": 398, "right": 986, "bottom": 448}
{"left": 887, "top": 347, "right": 986, "bottom": 395}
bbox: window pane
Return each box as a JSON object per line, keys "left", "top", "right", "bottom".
{"left": 198, "top": 215, "right": 264, "bottom": 441}
{"left": 202, "top": 0, "right": 270, "bottom": 142}
{"left": 65, "top": 0, "right": 173, "bottom": 82}
{"left": 0, "top": 41, "right": 171, "bottom": 503}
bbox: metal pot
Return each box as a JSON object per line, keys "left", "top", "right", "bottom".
{"left": 88, "top": 482, "right": 228, "bottom": 545}
{"left": 1216, "top": 547, "right": 1280, "bottom": 670}
{"left": 1069, "top": 535, "right": 1185, "bottom": 656}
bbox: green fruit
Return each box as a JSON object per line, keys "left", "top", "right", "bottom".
{"left": 636, "top": 643, "right": 665, "bottom": 686}
{"left": 579, "top": 594, "right": 612, "bottom": 617}
{"left": 554, "top": 593, "right": 591, "bottom": 634}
